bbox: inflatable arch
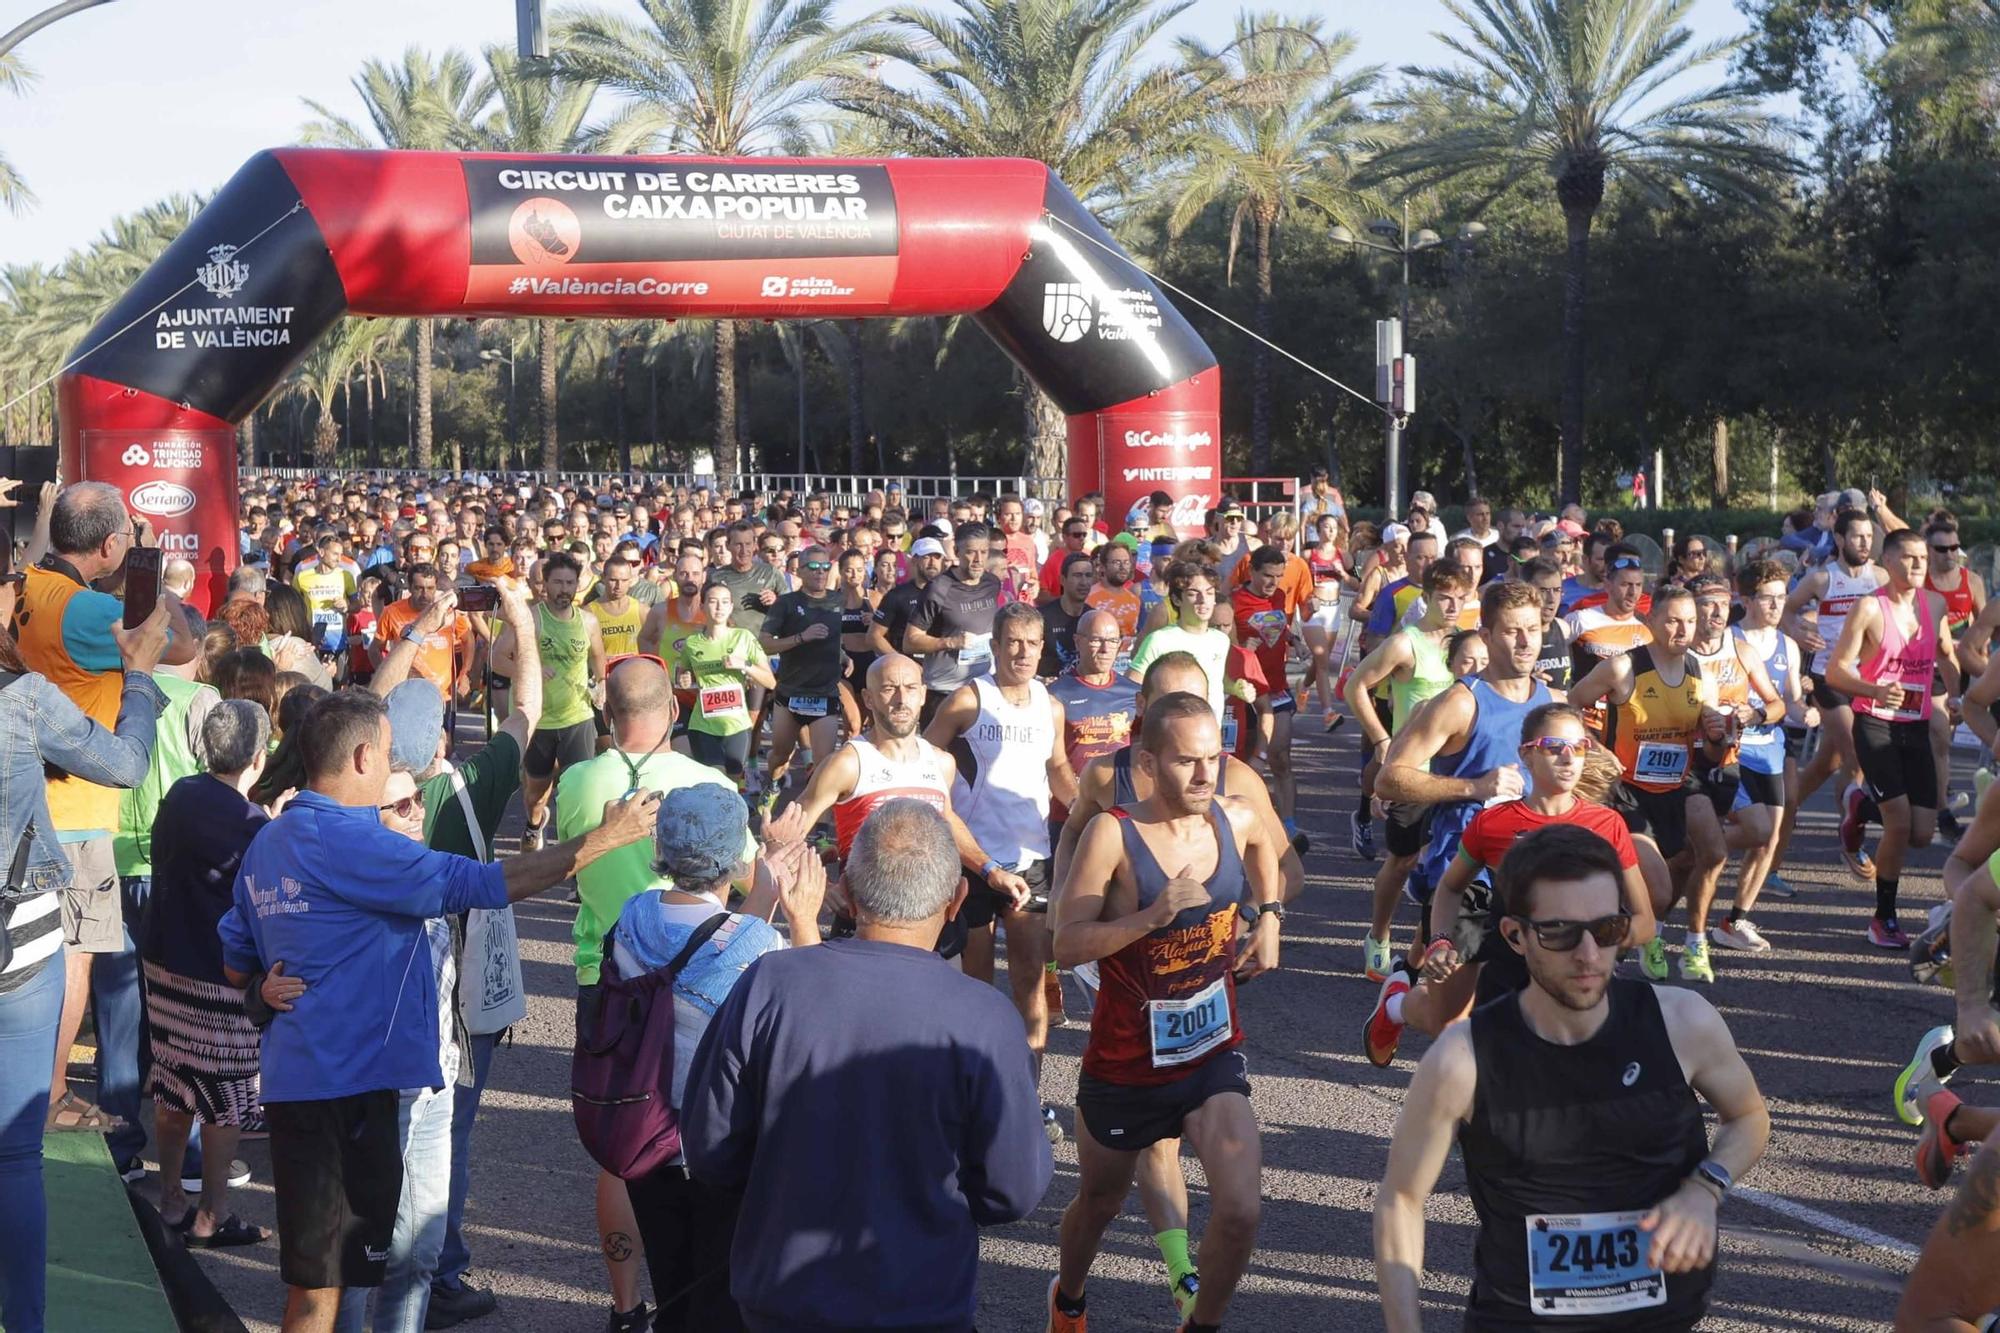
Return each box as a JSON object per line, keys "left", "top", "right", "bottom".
{"left": 58, "top": 150, "right": 1222, "bottom": 608}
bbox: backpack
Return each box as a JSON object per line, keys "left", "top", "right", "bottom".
{"left": 571, "top": 912, "right": 729, "bottom": 1181}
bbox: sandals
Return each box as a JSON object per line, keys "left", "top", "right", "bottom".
{"left": 163, "top": 1205, "right": 196, "bottom": 1233}
{"left": 187, "top": 1215, "right": 270, "bottom": 1248}
{"left": 46, "top": 1090, "right": 126, "bottom": 1133}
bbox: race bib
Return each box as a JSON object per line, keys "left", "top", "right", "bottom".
{"left": 1147, "top": 974, "right": 1232, "bottom": 1069}
{"left": 787, "top": 694, "right": 829, "bottom": 719}
{"left": 959, "top": 632, "right": 993, "bottom": 670}
{"left": 1634, "top": 742, "right": 1689, "bottom": 785}
{"left": 700, "top": 683, "right": 747, "bottom": 718}
{"left": 1222, "top": 712, "right": 1240, "bottom": 752}
{"left": 1525, "top": 1211, "right": 1664, "bottom": 1317}
{"left": 1115, "top": 637, "right": 1135, "bottom": 676}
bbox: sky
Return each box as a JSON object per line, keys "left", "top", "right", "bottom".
{"left": 1, "top": 0, "right": 1761, "bottom": 269}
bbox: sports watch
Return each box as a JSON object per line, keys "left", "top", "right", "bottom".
{"left": 1692, "top": 1160, "right": 1733, "bottom": 1199}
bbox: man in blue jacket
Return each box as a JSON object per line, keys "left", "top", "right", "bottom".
{"left": 682, "top": 797, "right": 1053, "bottom": 1332}
{"left": 220, "top": 689, "right": 658, "bottom": 1333}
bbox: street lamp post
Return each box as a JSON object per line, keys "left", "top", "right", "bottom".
{"left": 1332, "top": 203, "right": 1486, "bottom": 515}
{"left": 479, "top": 345, "right": 518, "bottom": 469}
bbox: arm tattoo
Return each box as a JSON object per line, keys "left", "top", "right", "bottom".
{"left": 1948, "top": 1146, "right": 2000, "bottom": 1237}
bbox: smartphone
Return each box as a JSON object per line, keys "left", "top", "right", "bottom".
{"left": 122, "top": 547, "right": 162, "bottom": 629}
{"left": 458, "top": 584, "right": 499, "bottom": 613}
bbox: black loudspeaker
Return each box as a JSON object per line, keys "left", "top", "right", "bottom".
{"left": 0, "top": 446, "right": 59, "bottom": 551}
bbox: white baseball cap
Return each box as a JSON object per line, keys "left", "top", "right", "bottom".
{"left": 1381, "top": 521, "right": 1412, "bottom": 544}
{"left": 909, "top": 537, "right": 947, "bottom": 558}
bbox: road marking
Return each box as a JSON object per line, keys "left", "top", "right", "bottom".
{"left": 1735, "top": 1185, "right": 1921, "bottom": 1260}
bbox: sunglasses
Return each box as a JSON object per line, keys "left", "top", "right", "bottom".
{"left": 1510, "top": 912, "right": 1631, "bottom": 951}
{"left": 803, "top": 561, "right": 831, "bottom": 572}
{"left": 1682, "top": 549, "right": 1706, "bottom": 560}
{"left": 1610, "top": 557, "right": 1644, "bottom": 572}
{"left": 377, "top": 791, "right": 426, "bottom": 820}
{"left": 1933, "top": 544, "right": 1961, "bottom": 555}
{"left": 1524, "top": 737, "right": 1588, "bottom": 758}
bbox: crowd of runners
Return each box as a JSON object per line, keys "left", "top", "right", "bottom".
{"left": 6, "top": 466, "right": 2000, "bottom": 1331}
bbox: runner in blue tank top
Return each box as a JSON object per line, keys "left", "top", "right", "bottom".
{"left": 1377, "top": 582, "right": 1554, "bottom": 970}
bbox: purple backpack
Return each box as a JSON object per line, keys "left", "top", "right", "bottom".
{"left": 571, "top": 913, "right": 728, "bottom": 1180}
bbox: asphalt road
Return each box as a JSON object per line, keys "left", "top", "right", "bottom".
{"left": 155, "top": 719, "right": 1970, "bottom": 1332}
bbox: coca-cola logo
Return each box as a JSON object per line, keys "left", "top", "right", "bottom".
{"left": 130, "top": 480, "right": 196, "bottom": 517}
{"left": 1166, "top": 495, "right": 1210, "bottom": 528}
{"left": 1123, "top": 428, "right": 1213, "bottom": 450}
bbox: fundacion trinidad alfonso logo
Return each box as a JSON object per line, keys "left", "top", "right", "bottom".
{"left": 1042, "top": 282, "right": 1093, "bottom": 343}
{"left": 120, "top": 445, "right": 151, "bottom": 467}
{"left": 197, "top": 244, "right": 249, "bottom": 300}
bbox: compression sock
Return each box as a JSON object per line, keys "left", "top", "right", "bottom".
{"left": 1054, "top": 1286, "right": 1087, "bottom": 1317}
{"left": 1155, "top": 1228, "right": 1195, "bottom": 1289}
{"left": 1876, "top": 877, "right": 1901, "bottom": 922}
{"left": 1936, "top": 1040, "right": 1965, "bottom": 1080}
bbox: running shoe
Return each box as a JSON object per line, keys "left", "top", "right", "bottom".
{"left": 1951, "top": 788, "right": 1972, "bottom": 811}
{"left": 604, "top": 1302, "right": 652, "bottom": 1333}
{"left": 1364, "top": 934, "right": 1393, "bottom": 983}
{"left": 1917, "top": 1088, "right": 1971, "bottom": 1190}
{"left": 1710, "top": 920, "right": 1771, "bottom": 953}
{"left": 1911, "top": 904, "right": 1954, "bottom": 986}
{"left": 1639, "top": 936, "right": 1670, "bottom": 982}
{"left": 181, "top": 1158, "right": 252, "bottom": 1192}
{"left": 1170, "top": 1273, "right": 1200, "bottom": 1323}
{"left": 1324, "top": 712, "right": 1345, "bottom": 734}
{"left": 1760, "top": 873, "right": 1797, "bottom": 899}
{"left": 1045, "top": 1277, "right": 1087, "bottom": 1333}
{"left": 1291, "top": 830, "right": 1312, "bottom": 857}
{"left": 1678, "top": 938, "right": 1715, "bottom": 984}
{"left": 1940, "top": 807, "right": 1964, "bottom": 841}
{"left": 1869, "top": 917, "right": 1911, "bottom": 950}
{"left": 1043, "top": 1105, "right": 1065, "bottom": 1146}
{"left": 1839, "top": 783, "right": 1876, "bottom": 880}
{"left": 1350, "top": 811, "right": 1379, "bottom": 861}
{"left": 520, "top": 815, "right": 547, "bottom": 853}
{"left": 1978, "top": 765, "right": 1995, "bottom": 807}
{"left": 1895, "top": 1024, "right": 1957, "bottom": 1127}
{"left": 1365, "top": 972, "right": 1412, "bottom": 1068}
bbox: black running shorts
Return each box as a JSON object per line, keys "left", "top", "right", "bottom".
{"left": 1076, "top": 1049, "right": 1252, "bottom": 1152}
{"left": 1384, "top": 801, "right": 1434, "bottom": 859}
{"left": 1612, "top": 780, "right": 1694, "bottom": 860}
{"left": 1738, "top": 767, "right": 1785, "bottom": 808}
{"left": 266, "top": 1090, "right": 403, "bottom": 1290}
{"left": 1855, "top": 714, "right": 1939, "bottom": 810}
{"left": 524, "top": 719, "right": 597, "bottom": 778}
{"left": 936, "top": 858, "right": 1051, "bottom": 958}
{"left": 1693, "top": 762, "right": 1741, "bottom": 817}
{"left": 1808, "top": 671, "right": 1851, "bottom": 712}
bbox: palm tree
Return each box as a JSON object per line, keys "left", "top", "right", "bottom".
{"left": 278, "top": 321, "right": 373, "bottom": 469}
{"left": 1373, "top": 0, "right": 1793, "bottom": 504}
{"left": 0, "top": 54, "right": 36, "bottom": 214}
{"left": 1163, "top": 12, "right": 1382, "bottom": 473}
{"left": 840, "top": 0, "right": 1213, "bottom": 478}
{"left": 458, "top": 45, "right": 660, "bottom": 475}
{"left": 301, "top": 48, "right": 484, "bottom": 470}
{"left": 553, "top": 0, "right": 898, "bottom": 477}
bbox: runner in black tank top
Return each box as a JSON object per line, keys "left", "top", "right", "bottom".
{"left": 1375, "top": 824, "right": 1771, "bottom": 1333}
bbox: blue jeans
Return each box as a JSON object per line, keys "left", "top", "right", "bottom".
{"left": 434, "top": 1031, "right": 497, "bottom": 1292}
{"left": 96, "top": 877, "right": 148, "bottom": 1171}
{"left": 0, "top": 951, "right": 66, "bottom": 1333}
{"left": 336, "top": 1083, "right": 454, "bottom": 1333}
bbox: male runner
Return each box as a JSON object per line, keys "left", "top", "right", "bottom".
{"left": 1826, "top": 525, "right": 1958, "bottom": 947}
{"left": 1048, "top": 611, "right": 1141, "bottom": 823}
{"left": 1518, "top": 556, "right": 1572, "bottom": 685}
{"left": 1366, "top": 703, "right": 1658, "bottom": 1066}
{"left": 1049, "top": 691, "right": 1284, "bottom": 1333}
{"left": 871, "top": 535, "right": 945, "bottom": 657}
{"left": 906, "top": 523, "right": 1004, "bottom": 727}
{"left": 493, "top": 551, "right": 603, "bottom": 849}
{"left": 1562, "top": 542, "right": 1652, "bottom": 718}
{"left": 1783, "top": 506, "right": 1887, "bottom": 880}
{"left": 760, "top": 545, "right": 847, "bottom": 791}
{"left": 1346, "top": 560, "right": 1474, "bottom": 978}
{"left": 925, "top": 602, "right": 1077, "bottom": 1137}
{"left": 1233, "top": 546, "right": 1300, "bottom": 834}
{"left": 584, "top": 553, "right": 644, "bottom": 658}
{"left": 1041, "top": 552, "right": 1097, "bottom": 678}
{"left": 1086, "top": 538, "right": 1143, "bottom": 672}
{"left": 1349, "top": 526, "right": 1433, "bottom": 860}
{"left": 1570, "top": 585, "right": 1731, "bottom": 982}
{"left": 1376, "top": 824, "right": 1770, "bottom": 1332}
{"left": 1925, "top": 518, "right": 1984, "bottom": 840}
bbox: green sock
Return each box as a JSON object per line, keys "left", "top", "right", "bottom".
{"left": 1155, "top": 1227, "right": 1195, "bottom": 1286}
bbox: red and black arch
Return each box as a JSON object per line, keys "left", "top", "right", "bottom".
{"left": 59, "top": 150, "right": 1221, "bottom": 607}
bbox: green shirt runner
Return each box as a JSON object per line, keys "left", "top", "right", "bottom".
{"left": 672, "top": 626, "right": 768, "bottom": 736}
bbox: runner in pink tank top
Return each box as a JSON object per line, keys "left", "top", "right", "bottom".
{"left": 1852, "top": 584, "right": 1938, "bottom": 724}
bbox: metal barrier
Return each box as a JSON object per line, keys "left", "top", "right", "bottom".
{"left": 1219, "top": 476, "right": 1304, "bottom": 545}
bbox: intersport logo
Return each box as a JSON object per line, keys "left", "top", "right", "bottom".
{"left": 130, "top": 480, "right": 196, "bottom": 517}
{"left": 1123, "top": 429, "right": 1213, "bottom": 450}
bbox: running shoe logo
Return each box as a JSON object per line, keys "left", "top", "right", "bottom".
{"left": 1622, "top": 1061, "right": 1641, "bottom": 1086}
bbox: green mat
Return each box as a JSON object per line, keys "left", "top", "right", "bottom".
{"left": 43, "top": 1130, "right": 175, "bottom": 1333}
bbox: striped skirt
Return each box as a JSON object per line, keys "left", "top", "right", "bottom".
{"left": 142, "top": 961, "right": 262, "bottom": 1127}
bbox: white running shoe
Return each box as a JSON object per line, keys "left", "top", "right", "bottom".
{"left": 1710, "top": 920, "right": 1771, "bottom": 953}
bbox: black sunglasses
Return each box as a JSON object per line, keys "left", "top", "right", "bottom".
{"left": 1510, "top": 912, "right": 1631, "bottom": 951}
{"left": 1932, "top": 544, "right": 1961, "bottom": 555}
{"left": 1609, "top": 557, "right": 1644, "bottom": 572}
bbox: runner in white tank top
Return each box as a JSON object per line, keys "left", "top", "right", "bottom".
{"left": 955, "top": 675, "right": 1058, "bottom": 869}
{"left": 1811, "top": 560, "right": 1882, "bottom": 676}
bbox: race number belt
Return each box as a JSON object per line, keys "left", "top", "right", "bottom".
{"left": 1147, "top": 974, "right": 1232, "bottom": 1069}
{"left": 1633, "top": 741, "right": 1689, "bottom": 785}
{"left": 699, "top": 683, "right": 747, "bottom": 718}
{"left": 787, "top": 694, "right": 829, "bottom": 718}
{"left": 1525, "top": 1211, "right": 1665, "bottom": 1317}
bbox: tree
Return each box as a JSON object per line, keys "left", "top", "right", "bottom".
{"left": 554, "top": 0, "right": 894, "bottom": 476}
{"left": 839, "top": 0, "right": 1212, "bottom": 478}
{"left": 1373, "top": 0, "right": 1795, "bottom": 504}
{"left": 0, "top": 54, "right": 35, "bottom": 214}
{"left": 278, "top": 321, "right": 373, "bottom": 469}
{"left": 301, "top": 48, "right": 484, "bottom": 470}
{"left": 1162, "top": 12, "right": 1382, "bottom": 472}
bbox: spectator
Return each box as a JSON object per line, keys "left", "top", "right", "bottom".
{"left": 142, "top": 699, "right": 273, "bottom": 1248}
{"left": 683, "top": 798, "right": 1053, "bottom": 1332}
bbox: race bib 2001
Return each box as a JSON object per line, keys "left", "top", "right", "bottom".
{"left": 1147, "top": 974, "right": 1232, "bottom": 1069}
{"left": 1525, "top": 1210, "right": 1664, "bottom": 1317}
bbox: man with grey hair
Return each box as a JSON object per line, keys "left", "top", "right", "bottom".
{"left": 227, "top": 563, "right": 268, "bottom": 606}
{"left": 684, "top": 798, "right": 1052, "bottom": 1332}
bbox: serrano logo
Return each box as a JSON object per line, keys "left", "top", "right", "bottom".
{"left": 508, "top": 197, "right": 581, "bottom": 267}
{"left": 1042, "top": 283, "right": 1093, "bottom": 342}
{"left": 1123, "top": 429, "right": 1213, "bottom": 450}
{"left": 120, "top": 444, "right": 151, "bottom": 467}
{"left": 130, "top": 480, "right": 195, "bottom": 517}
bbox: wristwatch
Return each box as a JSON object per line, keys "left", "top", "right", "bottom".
{"left": 400, "top": 627, "right": 425, "bottom": 644}
{"left": 1692, "top": 1160, "right": 1732, "bottom": 1199}
{"left": 1255, "top": 902, "right": 1285, "bottom": 922}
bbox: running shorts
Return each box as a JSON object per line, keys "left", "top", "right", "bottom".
{"left": 1855, "top": 714, "right": 1939, "bottom": 810}
{"left": 936, "top": 858, "right": 1051, "bottom": 959}
{"left": 1782, "top": 723, "right": 1807, "bottom": 762}
{"left": 267, "top": 1090, "right": 403, "bottom": 1290}
{"left": 1611, "top": 780, "right": 1694, "bottom": 860}
{"left": 524, "top": 719, "right": 597, "bottom": 778}
{"left": 1384, "top": 801, "right": 1435, "bottom": 859}
{"left": 1738, "top": 767, "right": 1785, "bottom": 808}
{"left": 1808, "top": 671, "right": 1851, "bottom": 712}
{"left": 1075, "top": 1049, "right": 1251, "bottom": 1152}
{"left": 1693, "top": 762, "right": 1742, "bottom": 818}
{"left": 778, "top": 691, "right": 837, "bottom": 721}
